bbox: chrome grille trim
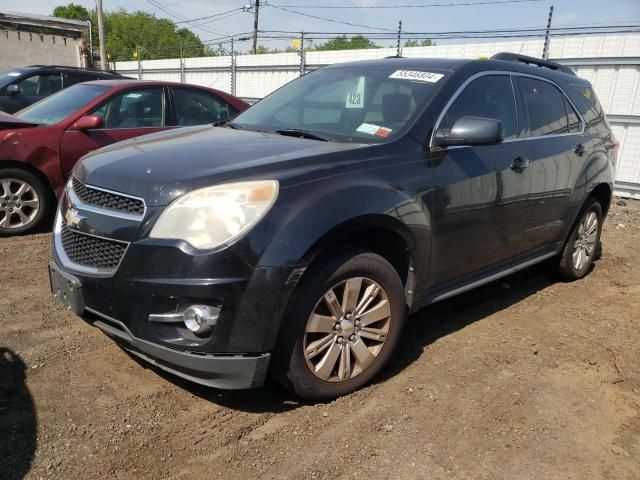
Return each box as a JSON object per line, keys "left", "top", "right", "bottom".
{"left": 71, "top": 177, "right": 147, "bottom": 220}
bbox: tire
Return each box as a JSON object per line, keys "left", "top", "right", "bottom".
{"left": 555, "top": 197, "right": 603, "bottom": 282}
{"left": 0, "top": 168, "right": 50, "bottom": 236}
{"left": 271, "top": 249, "right": 407, "bottom": 401}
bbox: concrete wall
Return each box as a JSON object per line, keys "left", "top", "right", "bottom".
{"left": 0, "top": 29, "right": 84, "bottom": 71}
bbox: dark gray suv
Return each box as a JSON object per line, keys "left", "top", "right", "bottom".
{"left": 0, "top": 65, "right": 125, "bottom": 113}
{"left": 49, "top": 53, "right": 616, "bottom": 400}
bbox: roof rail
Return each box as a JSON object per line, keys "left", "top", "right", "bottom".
{"left": 490, "top": 52, "right": 576, "bottom": 76}
{"left": 28, "top": 65, "right": 122, "bottom": 75}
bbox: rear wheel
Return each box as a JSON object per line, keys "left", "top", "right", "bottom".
{"left": 272, "top": 250, "right": 406, "bottom": 401}
{"left": 0, "top": 169, "right": 50, "bottom": 236}
{"left": 555, "top": 198, "right": 603, "bottom": 281}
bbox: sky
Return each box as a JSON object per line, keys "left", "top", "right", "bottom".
{"left": 1, "top": 0, "right": 639, "bottom": 51}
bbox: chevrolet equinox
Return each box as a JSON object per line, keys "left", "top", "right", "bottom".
{"left": 49, "top": 53, "right": 616, "bottom": 400}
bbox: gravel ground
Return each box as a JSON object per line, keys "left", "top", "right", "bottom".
{"left": 1, "top": 200, "right": 639, "bottom": 480}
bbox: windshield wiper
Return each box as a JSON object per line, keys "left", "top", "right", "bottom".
{"left": 212, "top": 115, "right": 242, "bottom": 129}
{"left": 274, "top": 129, "right": 330, "bottom": 142}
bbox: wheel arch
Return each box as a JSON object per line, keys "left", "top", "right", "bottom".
{"left": 0, "top": 160, "right": 58, "bottom": 205}
{"left": 588, "top": 182, "right": 612, "bottom": 218}
{"left": 294, "top": 214, "right": 419, "bottom": 308}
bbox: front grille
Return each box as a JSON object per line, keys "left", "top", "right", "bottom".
{"left": 72, "top": 177, "right": 145, "bottom": 216}
{"left": 60, "top": 223, "right": 127, "bottom": 270}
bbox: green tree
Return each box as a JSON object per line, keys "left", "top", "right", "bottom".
{"left": 404, "top": 39, "right": 435, "bottom": 47}
{"left": 53, "top": 3, "right": 90, "bottom": 21}
{"left": 53, "top": 3, "right": 211, "bottom": 61}
{"left": 313, "top": 35, "right": 380, "bottom": 51}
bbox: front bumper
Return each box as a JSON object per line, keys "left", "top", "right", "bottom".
{"left": 85, "top": 306, "right": 270, "bottom": 389}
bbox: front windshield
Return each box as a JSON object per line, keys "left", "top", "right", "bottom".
{"left": 0, "top": 70, "right": 24, "bottom": 88}
{"left": 233, "top": 64, "right": 448, "bottom": 143}
{"left": 17, "top": 84, "right": 110, "bottom": 125}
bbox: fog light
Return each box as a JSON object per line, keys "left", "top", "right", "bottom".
{"left": 183, "top": 305, "right": 219, "bottom": 334}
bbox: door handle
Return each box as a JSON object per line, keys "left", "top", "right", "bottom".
{"left": 510, "top": 156, "right": 530, "bottom": 172}
{"left": 575, "top": 142, "right": 585, "bottom": 156}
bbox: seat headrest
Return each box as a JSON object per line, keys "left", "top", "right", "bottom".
{"left": 382, "top": 93, "right": 411, "bottom": 124}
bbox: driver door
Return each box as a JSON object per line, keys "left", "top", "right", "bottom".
{"left": 58, "top": 87, "right": 169, "bottom": 177}
{"left": 427, "top": 74, "right": 532, "bottom": 286}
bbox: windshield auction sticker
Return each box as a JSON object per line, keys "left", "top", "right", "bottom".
{"left": 389, "top": 70, "right": 444, "bottom": 83}
{"left": 356, "top": 123, "right": 392, "bottom": 137}
{"left": 346, "top": 76, "right": 365, "bottom": 108}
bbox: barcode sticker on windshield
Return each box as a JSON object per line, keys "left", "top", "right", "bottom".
{"left": 389, "top": 70, "right": 443, "bottom": 83}
{"left": 346, "top": 76, "right": 365, "bottom": 108}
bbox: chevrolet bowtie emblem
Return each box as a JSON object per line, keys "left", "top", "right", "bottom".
{"left": 64, "top": 208, "right": 85, "bottom": 229}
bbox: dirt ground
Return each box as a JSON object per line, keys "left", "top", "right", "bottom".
{"left": 1, "top": 200, "right": 639, "bottom": 480}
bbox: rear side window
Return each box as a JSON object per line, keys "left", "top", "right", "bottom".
{"left": 440, "top": 75, "right": 517, "bottom": 140}
{"left": 172, "top": 88, "right": 237, "bottom": 126}
{"left": 63, "top": 72, "right": 98, "bottom": 87}
{"left": 517, "top": 77, "right": 570, "bottom": 137}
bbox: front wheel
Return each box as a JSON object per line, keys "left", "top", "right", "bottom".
{"left": 555, "top": 198, "right": 603, "bottom": 281}
{"left": 272, "top": 250, "right": 407, "bottom": 401}
{"left": 0, "top": 169, "right": 50, "bottom": 236}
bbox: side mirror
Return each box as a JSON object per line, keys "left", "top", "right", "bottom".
{"left": 435, "top": 116, "right": 502, "bottom": 147}
{"left": 6, "top": 84, "right": 21, "bottom": 95}
{"left": 74, "top": 115, "right": 103, "bottom": 131}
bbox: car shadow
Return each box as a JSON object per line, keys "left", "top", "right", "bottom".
{"left": 377, "top": 263, "right": 557, "bottom": 383}
{"left": 0, "top": 348, "right": 37, "bottom": 480}
{"left": 128, "top": 263, "right": 561, "bottom": 412}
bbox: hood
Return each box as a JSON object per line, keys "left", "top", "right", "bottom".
{"left": 75, "top": 125, "right": 368, "bottom": 206}
{"left": 0, "top": 111, "right": 41, "bottom": 130}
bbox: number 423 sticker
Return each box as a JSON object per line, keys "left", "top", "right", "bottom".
{"left": 346, "top": 76, "right": 366, "bottom": 109}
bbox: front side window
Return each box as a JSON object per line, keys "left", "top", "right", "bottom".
{"left": 90, "top": 88, "right": 165, "bottom": 128}
{"left": 172, "top": 88, "right": 237, "bottom": 126}
{"left": 517, "top": 77, "right": 569, "bottom": 137}
{"left": 16, "top": 84, "right": 109, "bottom": 125}
{"left": 440, "top": 74, "right": 517, "bottom": 140}
{"left": 17, "top": 73, "right": 63, "bottom": 96}
{"left": 233, "top": 65, "right": 448, "bottom": 143}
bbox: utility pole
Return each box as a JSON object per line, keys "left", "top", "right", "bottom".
{"left": 252, "top": 0, "right": 260, "bottom": 54}
{"left": 396, "top": 20, "right": 402, "bottom": 57}
{"left": 231, "top": 37, "right": 236, "bottom": 96}
{"left": 299, "top": 31, "right": 305, "bottom": 76}
{"left": 542, "top": 5, "right": 553, "bottom": 60}
{"left": 95, "top": 0, "right": 107, "bottom": 70}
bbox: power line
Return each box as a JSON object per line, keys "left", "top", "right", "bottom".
{"left": 269, "top": 5, "right": 397, "bottom": 32}
{"left": 144, "top": 0, "right": 229, "bottom": 37}
{"left": 174, "top": 7, "right": 245, "bottom": 24}
{"left": 271, "top": 0, "right": 546, "bottom": 8}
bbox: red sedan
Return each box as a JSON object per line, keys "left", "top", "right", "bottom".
{"left": 0, "top": 80, "right": 248, "bottom": 235}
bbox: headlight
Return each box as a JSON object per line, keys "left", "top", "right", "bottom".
{"left": 149, "top": 180, "right": 278, "bottom": 250}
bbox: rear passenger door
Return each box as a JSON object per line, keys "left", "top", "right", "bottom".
{"left": 170, "top": 87, "right": 238, "bottom": 126}
{"left": 514, "top": 76, "right": 584, "bottom": 251}
{"left": 428, "top": 74, "right": 532, "bottom": 286}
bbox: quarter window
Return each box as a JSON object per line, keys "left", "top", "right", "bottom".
{"left": 90, "top": 88, "right": 165, "bottom": 128}
{"left": 517, "top": 77, "right": 570, "bottom": 137}
{"left": 440, "top": 75, "right": 517, "bottom": 140}
{"left": 565, "top": 97, "right": 581, "bottom": 133}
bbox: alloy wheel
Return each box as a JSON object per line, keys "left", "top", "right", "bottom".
{"left": 303, "top": 277, "right": 392, "bottom": 383}
{"left": 0, "top": 178, "right": 40, "bottom": 230}
{"left": 573, "top": 211, "right": 598, "bottom": 270}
